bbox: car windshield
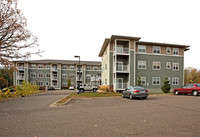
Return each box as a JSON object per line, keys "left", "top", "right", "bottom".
{"left": 134, "top": 86, "right": 145, "bottom": 90}
{"left": 196, "top": 84, "right": 200, "bottom": 87}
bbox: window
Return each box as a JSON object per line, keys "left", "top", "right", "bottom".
{"left": 62, "top": 82, "right": 67, "bottom": 87}
{"left": 172, "top": 77, "right": 179, "bottom": 85}
{"left": 62, "top": 65, "right": 68, "bottom": 70}
{"left": 30, "top": 64, "right": 36, "bottom": 69}
{"left": 46, "top": 73, "right": 51, "bottom": 78}
{"left": 38, "top": 64, "right": 44, "bottom": 69}
{"left": 30, "top": 72, "right": 36, "bottom": 78}
{"left": 46, "top": 65, "right": 51, "bottom": 69}
{"left": 45, "top": 82, "right": 49, "bottom": 86}
{"left": 70, "top": 65, "right": 75, "bottom": 70}
{"left": 153, "top": 46, "right": 160, "bottom": 54}
{"left": 62, "top": 73, "right": 68, "bottom": 79}
{"left": 187, "top": 84, "right": 194, "bottom": 88}
{"left": 30, "top": 81, "right": 36, "bottom": 85}
{"left": 70, "top": 74, "right": 75, "bottom": 79}
{"left": 166, "top": 47, "right": 171, "bottom": 54}
{"left": 152, "top": 77, "right": 160, "bottom": 85}
{"left": 86, "top": 74, "right": 91, "bottom": 79}
{"left": 153, "top": 62, "right": 161, "bottom": 70}
{"left": 38, "top": 81, "right": 44, "bottom": 86}
{"left": 173, "top": 48, "right": 179, "bottom": 55}
{"left": 166, "top": 62, "right": 171, "bottom": 69}
{"left": 93, "top": 66, "right": 98, "bottom": 71}
{"left": 38, "top": 73, "right": 44, "bottom": 78}
{"left": 141, "top": 77, "right": 146, "bottom": 85}
{"left": 86, "top": 66, "right": 91, "bottom": 71}
{"left": 138, "top": 45, "right": 146, "bottom": 53}
{"left": 105, "top": 64, "right": 107, "bottom": 70}
{"left": 172, "top": 63, "right": 179, "bottom": 70}
{"left": 138, "top": 61, "right": 146, "bottom": 69}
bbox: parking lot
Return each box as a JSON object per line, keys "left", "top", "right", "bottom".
{"left": 0, "top": 92, "right": 200, "bottom": 137}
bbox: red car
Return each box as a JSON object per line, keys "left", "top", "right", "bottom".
{"left": 173, "top": 83, "right": 200, "bottom": 96}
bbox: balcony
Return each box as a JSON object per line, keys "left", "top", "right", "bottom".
{"left": 115, "top": 65, "right": 129, "bottom": 72}
{"left": 52, "top": 76, "right": 57, "bottom": 80}
{"left": 17, "top": 76, "right": 25, "bottom": 80}
{"left": 115, "top": 83, "right": 128, "bottom": 89}
{"left": 52, "top": 68, "right": 57, "bottom": 71}
{"left": 114, "top": 47, "right": 129, "bottom": 55}
{"left": 76, "top": 69, "right": 82, "bottom": 72}
{"left": 17, "top": 66, "right": 24, "bottom": 70}
{"left": 91, "top": 77, "right": 101, "bottom": 81}
{"left": 76, "top": 77, "right": 82, "bottom": 81}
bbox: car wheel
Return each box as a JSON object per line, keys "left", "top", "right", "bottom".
{"left": 175, "top": 91, "right": 179, "bottom": 95}
{"left": 143, "top": 97, "right": 147, "bottom": 99}
{"left": 193, "top": 90, "right": 199, "bottom": 96}
{"left": 93, "top": 89, "right": 96, "bottom": 92}
{"left": 129, "top": 94, "right": 133, "bottom": 100}
{"left": 80, "top": 89, "right": 84, "bottom": 93}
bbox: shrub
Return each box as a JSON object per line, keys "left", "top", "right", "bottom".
{"left": 161, "top": 77, "right": 171, "bottom": 93}
{"left": 15, "top": 81, "right": 39, "bottom": 96}
{"left": 99, "top": 85, "right": 114, "bottom": 92}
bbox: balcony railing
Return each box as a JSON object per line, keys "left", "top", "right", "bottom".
{"left": 115, "top": 65, "right": 129, "bottom": 72}
{"left": 91, "top": 77, "right": 101, "bottom": 81}
{"left": 17, "top": 66, "right": 24, "bottom": 70}
{"left": 115, "top": 83, "right": 128, "bottom": 89}
{"left": 76, "top": 69, "right": 82, "bottom": 72}
{"left": 52, "top": 68, "right": 57, "bottom": 71}
{"left": 114, "top": 47, "right": 129, "bottom": 54}
{"left": 52, "top": 76, "right": 57, "bottom": 80}
{"left": 17, "top": 76, "right": 25, "bottom": 80}
{"left": 76, "top": 77, "right": 82, "bottom": 81}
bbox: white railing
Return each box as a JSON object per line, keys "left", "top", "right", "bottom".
{"left": 114, "top": 47, "right": 129, "bottom": 54}
{"left": 52, "top": 76, "right": 57, "bottom": 80}
{"left": 115, "top": 83, "right": 128, "bottom": 89}
{"left": 17, "top": 66, "right": 24, "bottom": 70}
{"left": 115, "top": 65, "right": 128, "bottom": 72}
{"left": 91, "top": 77, "right": 101, "bottom": 81}
{"left": 76, "top": 77, "right": 82, "bottom": 81}
{"left": 17, "top": 76, "right": 25, "bottom": 80}
{"left": 76, "top": 69, "right": 82, "bottom": 72}
{"left": 52, "top": 68, "right": 57, "bottom": 71}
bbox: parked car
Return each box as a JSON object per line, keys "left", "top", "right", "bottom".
{"left": 122, "top": 86, "right": 149, "bottom": 100}
{"left": 173, "top": 83, "right": 200, "bottom": 96}
{"left": 69, "top": 86, "right": 75, "bottom": 90}
{"left": 48, "top": 86, "right": 55, "bottom": 91}
{"left": 79, "top": 84, "right": 97, "bottom": 92}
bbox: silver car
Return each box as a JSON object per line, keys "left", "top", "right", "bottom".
{"left": 122, "top": 86, "right": 149, "bottom": 100}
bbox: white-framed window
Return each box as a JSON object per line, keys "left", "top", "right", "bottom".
{"left": 138, "top": 45, "right": 146, "bottom": 53}
{"left": 70, "top": 74, "right": 75, "bottom": 79}
{"left": 38, "top": 81, "right": 44, "bottom": 86}
{"left": 30, "top": 72, "right": 36, "bottom": 78}
{"left": 166, "top": 47, "right": 171, "bottom": 54}
{"left": 38, "top": 73, "right": 44, "bottom": 78}
{"left": 105, "top": 78, "right": 107, "bottom": 85}
{"left": 153, "top": 46, "right": 161, "bottom": 54}
{"left": 138, "top": 61, "right": 146, "bottom": 69}
{"left": 30, "top": 81, "right": 36, "bottom": 85}
{"left": 141, "top": 77, "right": 146, "bottom": 85}
{"left": 46, "top": 65, "right": 51, "bottom": 69}
{"left": 62, "top": 65, "right": 68, "bottom": 70}
{"left": 45, "top": 82, "right": 49, "bottom": 86}
{"left": 46, "top": 73, "right": 51, "bottom": 78}
{"left": 86, "top": 66, "right": 91, "bottom": 71}
{"left": 86, "top": 74, "right": 91, "bottom": 79}
{"left": 62, "top": 73, "right": 68, "bottom": 79}
{"left": 152, "top": 77, "right": 160, "bottom": 85}
{"left": 173, "top": 48, "right": 179, "bottom": 55}
{"left": 30, "top": 64, "right": 36, "bottom": 69}
{"left": 172, "top": 62, "right": 179, "bottom": 71}
{"left": 172, "top": 77, "right": 179, "bottom": 85}
{"left": 166, "top": 62, "right": 171, "bottom": 69}
{"left": 62, "top": 82, "right": 67, "bottom": 87}
{"left": 93, "top": 66, "right": 98, "bottom": 71}
{"left": 105, "top": 64, "right": 107, "bottom": 70}
{"left": 38, "top": 64, "right": 44, "bottom": 69}
{"left": 70, "top": 65, "right": 75, "bottom": 70}
{"left": 153, "top": 61, "right": 161, "bottom": 70}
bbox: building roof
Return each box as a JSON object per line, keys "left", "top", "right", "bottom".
{"left": 98, "top": 35, "right": 141, "bottom": 57}
{"left": 137, "top": 41, "right": 190, "bottom": 51}
{"left": 13, "top": 59, "right": 101, "bottom": 65}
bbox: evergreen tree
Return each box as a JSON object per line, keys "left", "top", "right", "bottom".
{"left": 137, "top": 76, "right": 142, "bottom": 86}
{"left": 161, "top": 77, "right": 171, "bottom": 93}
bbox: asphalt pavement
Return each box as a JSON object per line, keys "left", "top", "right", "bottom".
{"left": 0, "top": 91, "right": 200, "bottom": 137}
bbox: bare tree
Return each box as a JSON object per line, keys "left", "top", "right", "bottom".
{"left": 0, "top": 0, "right": 42, "bottom": 66}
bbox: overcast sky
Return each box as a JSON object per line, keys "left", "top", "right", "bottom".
{"left": 18, "top": 0, "right": 200, "bottom": 68}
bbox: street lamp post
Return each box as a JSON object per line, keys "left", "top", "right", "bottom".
{"left": 74, "top": 55, "right": 80, "bottom": 90}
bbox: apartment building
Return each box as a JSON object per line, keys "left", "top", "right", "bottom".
{"left": 13, "top": 60, "right": 101, "bottom": 89}
{"left": 99, "top": 35, "right": 189, "bottom": 92}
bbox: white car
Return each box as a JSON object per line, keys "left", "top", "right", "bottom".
{"left": 79, "top": 84, "right": 97, "bottom": 92}
{"left": 69, "top": 86, "right": 75, "bottom": 90}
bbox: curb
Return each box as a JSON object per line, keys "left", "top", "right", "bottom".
{"left": 49, "top": 94, "right": 72, "bottom": 107}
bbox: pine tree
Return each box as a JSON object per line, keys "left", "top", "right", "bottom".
{"left": 161, "top": 77, "right": 171, "bottom": 93}
{"left": 137, "top": 76, "right": 142, "bottom": 86}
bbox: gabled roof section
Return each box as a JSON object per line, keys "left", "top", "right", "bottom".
{"left": 98, "top": 38, "right": 110, "bottom": 57}
{"left": 137, "top": 41, "right": 190, "bottom": 51}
